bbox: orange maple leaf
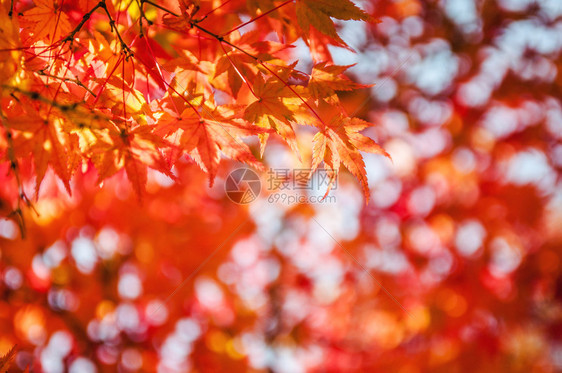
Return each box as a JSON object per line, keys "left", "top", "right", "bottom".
{"left": 158, "top": 102, "right": 268, "bottom": 186}
{"left": 90, "top": 124, "right": 174, "bottom": 198}
{"left": 311, "top": 104, "right": 389, "bottom": 201}
{"left": 162, "top": 0, "right": 201, "bottom": 30}
{"left": 244, "top": 74, "right": 300, "bottom": 157}
{"left": 21, "top": 0, "right": 71, "bottom": 44}
{"left": 9, "top": 101, "right": 79, "bottom": 195}
{"left": 214, "top": 32, "right": 290, "bottom": 98}
{"left": 0, "top": 4, "right": 22, "bottom": 87}
{"left": 0, "top": 345, "right": 16, "bottom": 371}
{"left": 308, "top": 62, "right": 372, "bottom": 100}
{"left": 295, "top": 0, "right": 374, "bottom": 47}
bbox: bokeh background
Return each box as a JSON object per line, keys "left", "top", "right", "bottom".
{"left": 2, "top": 0, "right": 562, "bottom": 371}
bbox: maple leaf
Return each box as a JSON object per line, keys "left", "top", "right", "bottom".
{"left": 244, "top": 74, "right": 300, "bottom": 157}
{"left": 157, "top": 101, "right": 268, "bottom": 186}
{"left": 0, "top": 5, "right": 23, "bottom": 88}
{"left": 1, "top": 0, "right": 386, "bottom": 208}
{"left": 308, "top": 62, "right": 372, "bottom": 100}
{"left": 214, "top": 32, "right": 290, "bottom": 98}
{"left": 133, "top": 37, "right": 173, "bottom": 98}
{"left": 21, "top": 0, "right": 71, "bottom": 44}
{"left": 85, "top": 31, "right": 125, "bottom": 77}
{"left": 295, "top": 0, "right": 373, "bottom": 47}
{"left": 90, "top": 123, "right": 173, "bottom": 198}
{"left": 0, "top": 345, "right": 16, "bottom": 371}
{"left": 8, "top": 100, "right": 80, "bottom": 195}
{"left": 164, "top": 50, "right": 213, "bottom": 98}
{"left": 214, "top": 52, "right": 255, "bottom": 98}
{"left": 311, "top": 104, "right": 389, "bottom": 201}
{"left": 34, "top": 120, "right": 80, "bottom": 195}
{"left": 162, "top": 0, "right": 201, "bottom": 31}
{"left": 246, "top": 0, "right": 299, "bottom": 43}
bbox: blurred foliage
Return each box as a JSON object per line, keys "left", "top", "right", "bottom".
{"left": 1, "top": 0, "right": 562, "bottom": 372}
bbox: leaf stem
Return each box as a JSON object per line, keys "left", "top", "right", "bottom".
{"left": 122, "top": 52, "right": 127, "bottom": 120}
{"left": 2, "top": 85, "right": 80, "bottom": 113}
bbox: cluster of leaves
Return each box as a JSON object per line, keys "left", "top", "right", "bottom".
{"left": 0, "top": 0, "right": 386, "bottom": 221}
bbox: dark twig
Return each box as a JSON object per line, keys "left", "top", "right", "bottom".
{"left": 100, "top": 1, "right": 133, "bottom": 56}
{"left": 8, "top": 0, "right": 14, "bottom": 17}
{"left": 63, "top": 2, "right": 104, "bottom": 44}
{"left": 136, "top": 0, "right": 153, "bottom": 37}
{"left": 0, "top": 111, "right": 29, "bottom": 238}
{"left": 37, "top": 70, "right": 98, "bottom": 97}
{"left": 2, "top": 85, "right": 81, "bottom": 113}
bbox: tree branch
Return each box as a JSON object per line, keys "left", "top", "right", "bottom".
{"left": 37, "top": 70, "right": 98, "bottom": 98}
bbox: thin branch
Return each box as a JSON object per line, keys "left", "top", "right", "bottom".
{"left": 136, "top": 0, "right": 153, "bottom": 37}
{"left": 187, "top": 20, "right": 328, "bottom": 129}
{"left": 8, "top": 0, "right": 14, "bottom": 17}
{"left": 0, "top": 46, "right": 44, "bottom": 52}
{"left": 37, "top": 70, "right": 97, "bottom": 97}
{"left": 2, "top": 85, "right": 80, "bottom": 113}
{"left": 5, "top": 86, "right": 109, "bottom": 134}
{"left": 0, "top": 111, "right": 29, "bottom": 238}
{"left": 100, "top": 1, "right": 133, "bottom": 56}
{"left": 190, "top": 22, "right": 257, "bottom": 60}
{"left": 259, "top": 61, "right": 328, "bottom": 129}
{"left": 63, "top": 2, "right": 104, "bottom": 44}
